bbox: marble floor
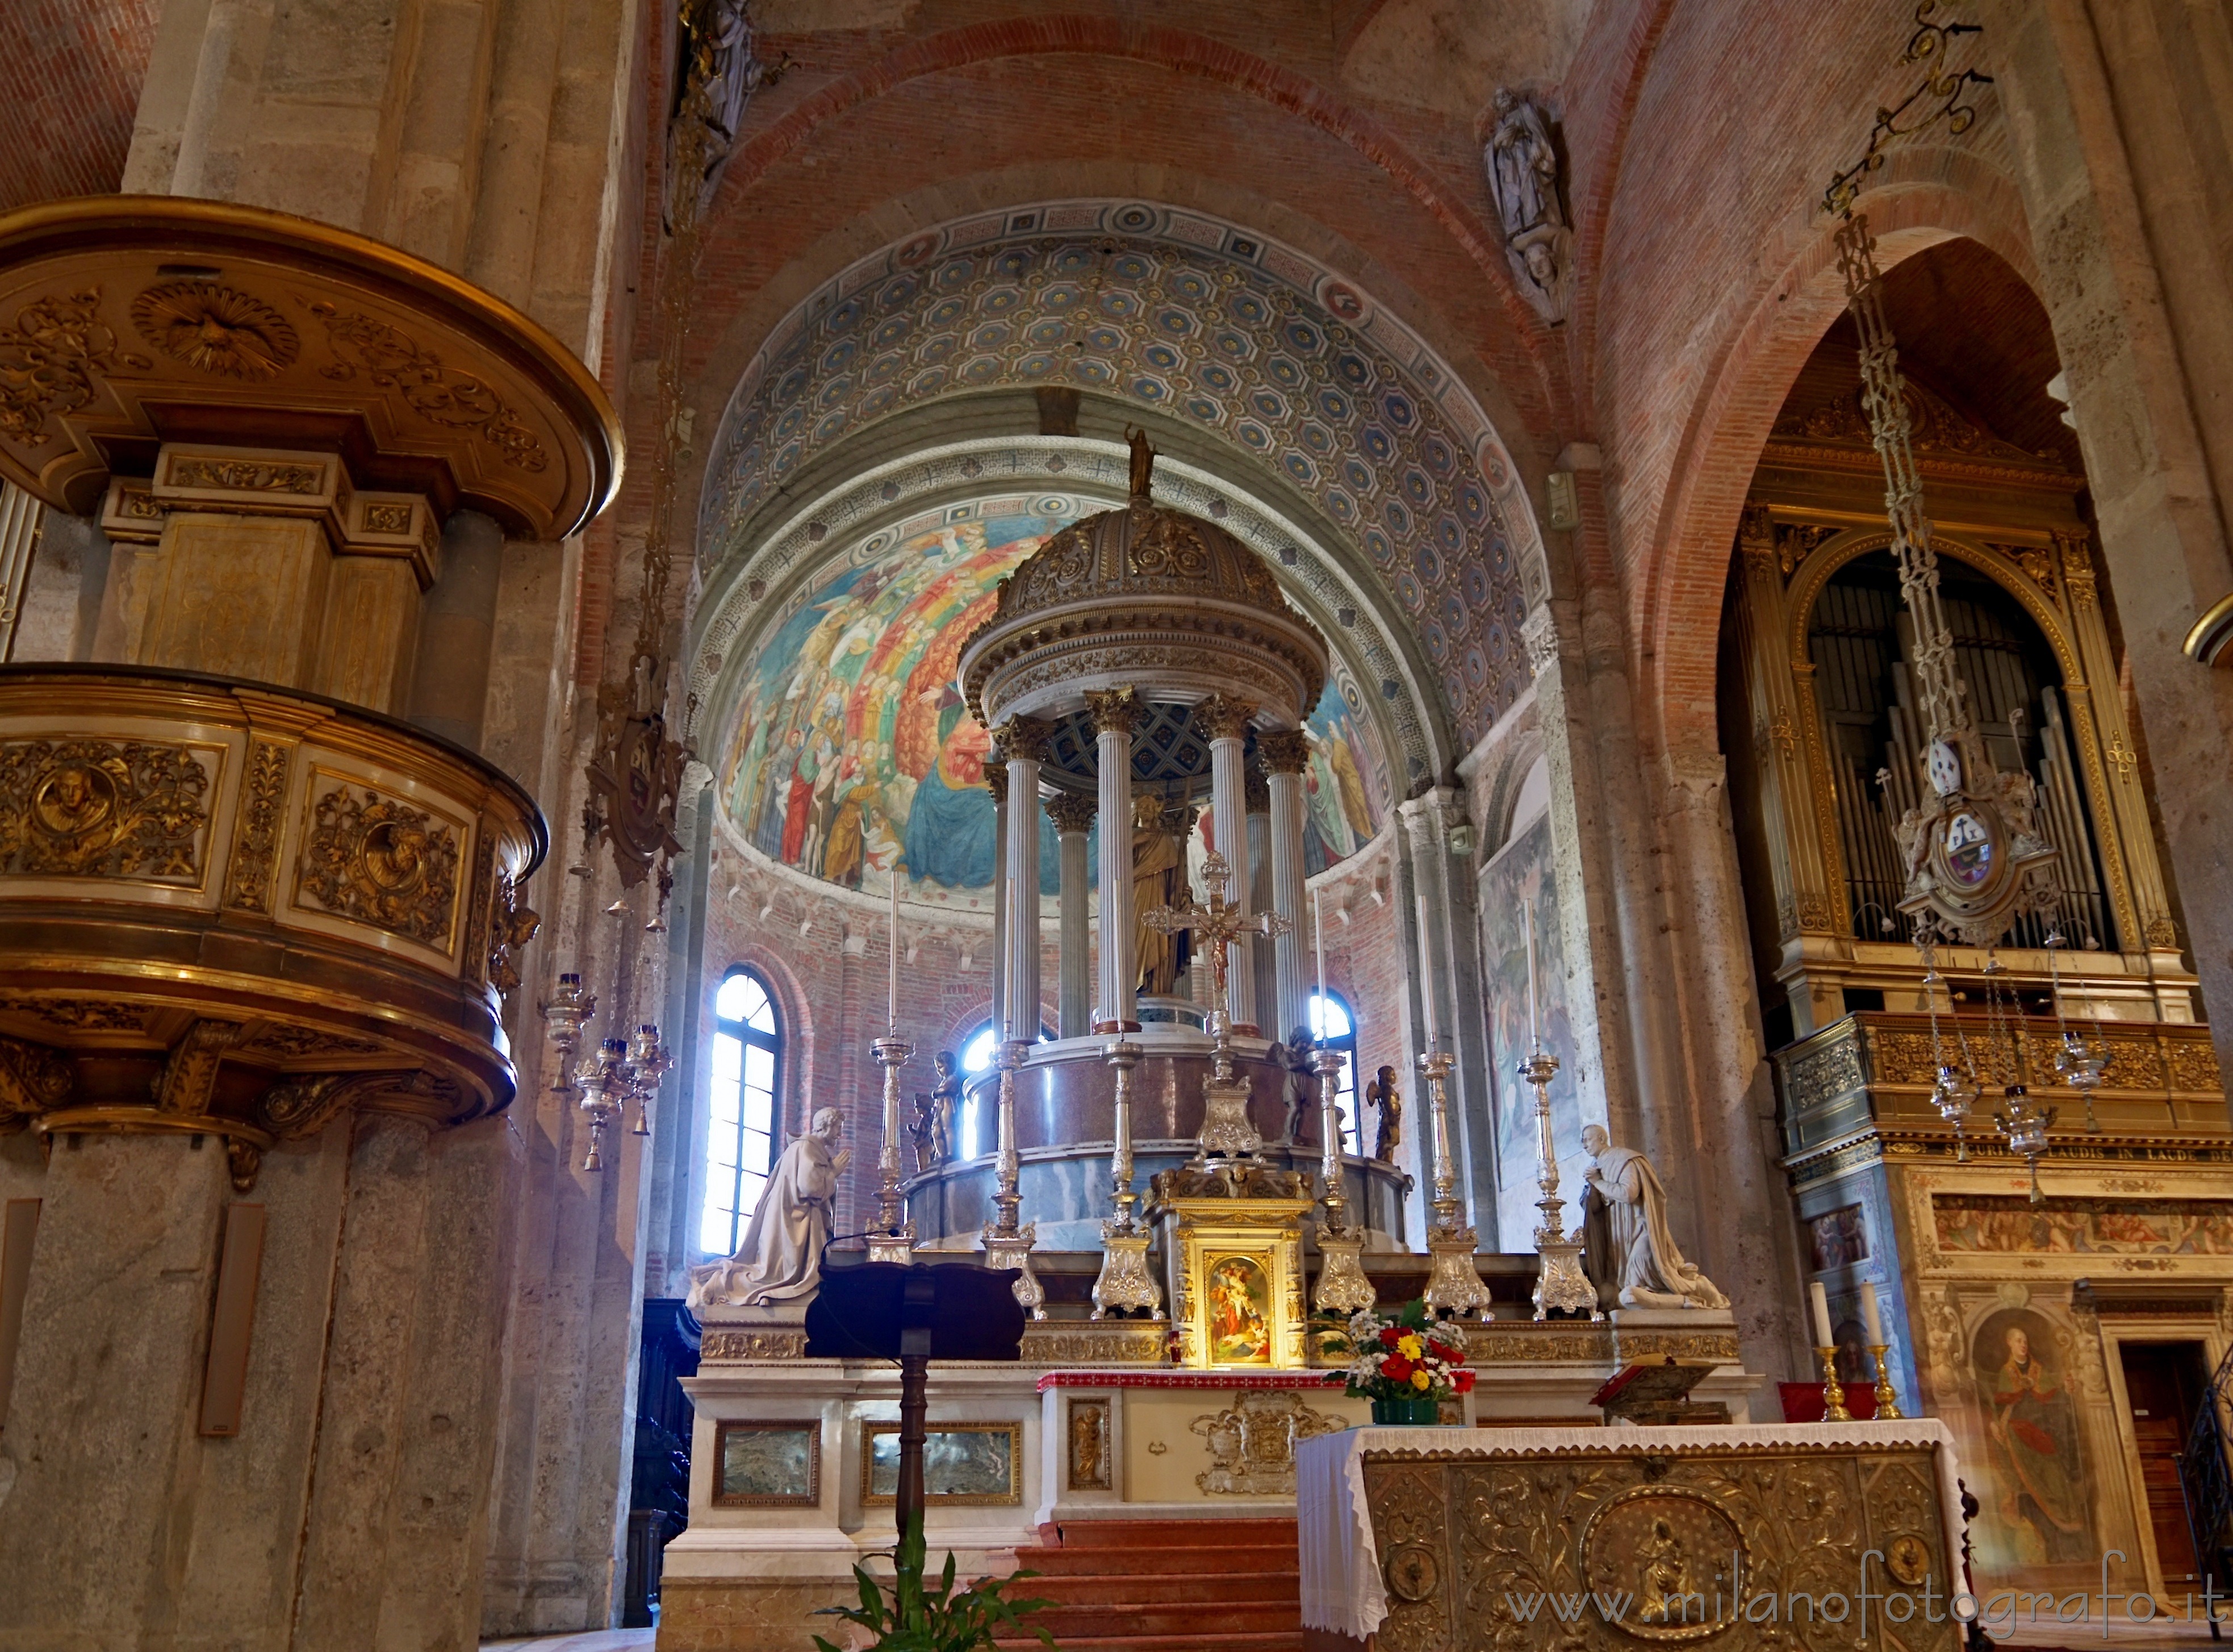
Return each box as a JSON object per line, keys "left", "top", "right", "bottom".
{"left": 480, "top": 1634, "right": 656, "bottom": 1650}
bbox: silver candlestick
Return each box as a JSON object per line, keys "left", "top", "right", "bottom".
{"left": 1417, "top": 1047, "right": 1490, "bottom": 1319}
{"left": 979, "top": 1039, "right": 1044, "bottom": 1318}
{"left": 1523, "top": 1047, "right": 1596, "bottom": 1320}
{"left": 542, "top": 972, "right": 595, "bottom": 1094}
{"left": 1091, "top": 1038, "right": 1160, "bottom": 1319}
{"left": 869, "top": 1034, "right": 915, "bottom": 1264}
{"left": 1312, "top": 1040, "right": 1376, "bottom": 1316}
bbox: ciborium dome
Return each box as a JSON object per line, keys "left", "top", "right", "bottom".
{"left": 959, "top": 430, "right": 1328, "bottom": 750}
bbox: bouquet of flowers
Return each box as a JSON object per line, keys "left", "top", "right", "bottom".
{"left": 1334, "top": 1299, "right": 1475, "bottom": 1406}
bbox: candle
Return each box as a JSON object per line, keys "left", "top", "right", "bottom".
{"left": 1524, "top": 898, "right": 1540, "bottom": 1051}
{"left": 1860, "top": 1281, "right": 1884, "bottom": 1346}
{"left": 1414, "top": 890, "right": 1440, "bottom": 1048}
{"left": 1808, "top": 1281, "right": 1834, "bottom": 1348}
{"left": 888, "top": 868, "right": 901, "bottom": 1034}
{"left": 1314, "top": 888, "right": 1328, "bottom": 1028}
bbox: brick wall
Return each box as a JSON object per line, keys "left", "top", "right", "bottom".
{"left": 0, "top": 0, "right": 160, "bottom": 208}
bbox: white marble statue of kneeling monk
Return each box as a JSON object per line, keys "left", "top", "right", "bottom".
{"left": 1580, "top": 1122, "right": 1728, "bottom": 1311}
{"left": 688, "top": 1107, "right": 850, "bottom": 1310}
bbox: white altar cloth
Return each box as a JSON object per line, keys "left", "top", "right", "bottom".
{"left": 1295, "top": 1419, "right": 1966, "bottom": 1642}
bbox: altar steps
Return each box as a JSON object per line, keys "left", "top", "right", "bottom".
{"left": 993, "top": 1517, "right": 1303, "bottom": 1651}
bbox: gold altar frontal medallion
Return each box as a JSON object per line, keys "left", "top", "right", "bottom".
{"left": 1581, "top": 1487, "right": 1747, "bottom": 1643}
{"left": 1886, "top": 1533, "right": 1931, "bottom": 1588}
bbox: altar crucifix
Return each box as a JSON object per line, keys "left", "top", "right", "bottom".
{"left": 1142, "top": 850, "right": 1291, "bottom": 1035}
{"left": 1144, "top": 850, "right": 1294, "bottom": 1160}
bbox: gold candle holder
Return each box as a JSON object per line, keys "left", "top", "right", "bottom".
{"left": 1816, "top": 1345, "right": 1852, "bottom": 1422}
{"left": 1870, "top": 1345, "right": 1903, "bottom": 1420}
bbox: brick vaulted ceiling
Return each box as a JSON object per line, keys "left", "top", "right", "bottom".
{"left": 0, "top": 0, "right": 162, "bottom": 211}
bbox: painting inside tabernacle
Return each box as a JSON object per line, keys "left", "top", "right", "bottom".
{"left": 717, "top": 505, "right": 1386, "bottom": 902}
{"left": 1206, "top": 1254, "right": 1273, "bottom": 1365}
{"left": 1935, "top": 1195, "right": 2233, "bottom": 1254}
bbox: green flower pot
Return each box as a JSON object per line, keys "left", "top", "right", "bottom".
{"left": 1370, "top": 1394, "right": 1443, "bottom": 1425}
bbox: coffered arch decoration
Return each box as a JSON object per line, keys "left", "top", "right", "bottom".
{"left": 697, "top": 200, "right": 1549, "bottom": 745}
{"left": 690, "top": 438, "right": 1414, "bottom": 906}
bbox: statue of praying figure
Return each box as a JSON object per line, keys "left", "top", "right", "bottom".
{"left": 687, "top": 1107, "right": 851, "bottom": 1309}
{"left": 1579, "top": 1123, "right": 1728, "bottom": 1311}
{"left": 1366, "top": 1064, "right": 1402, "bottom": 1162}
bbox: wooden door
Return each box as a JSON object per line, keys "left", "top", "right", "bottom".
{"left": 2119, "top": 1340, "right": 2211, "bottom": 1586}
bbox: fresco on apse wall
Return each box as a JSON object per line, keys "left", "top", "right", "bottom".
{"left": 717, "top": 508, "right": 1388, "bottom": 904}
{"left": 1968, "top": 1306, "right": 2094, "bottom": 1570}
{"left": 1480, "top": 811, "right": 1578, "bottom": 1190}
{"left": 1935, "top": 1194, "right": 2233, "bottom": 1254}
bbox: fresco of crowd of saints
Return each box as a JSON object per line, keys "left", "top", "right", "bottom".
{"left": 1935, "top": 1196, "right": 2233, "bottom": 1255}
{"left": 1969, "top": 1308, "right": 2093, "bottom": 1570}
{"left": 717, "top": 511, "right": 1384, "bottom": 907}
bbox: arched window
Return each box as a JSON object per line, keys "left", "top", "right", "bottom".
{"left": 701, "top": 969, "right": 783, "bottom": 1257}
{"left": 1308, "top": 990, "right": 1362, "bottom": 1154}
{"left": 951, "top": 1020, "right": 1056, "bottom": 1159}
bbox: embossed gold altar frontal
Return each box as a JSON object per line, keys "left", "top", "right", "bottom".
{"left": 1160, "top": 1187, "right": 1314, "bottom": 1370}
{"left": 0, "top": 196, "right": 621, "bottom": 539}
{"left": 1298, "top": 1420, "right": 1966, "bottom": 1652}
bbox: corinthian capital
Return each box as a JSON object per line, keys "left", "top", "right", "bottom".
{"left": 992, "top": 714, "right": 1053, "bottom": 766}
{"left": 1194, "top": 694, "right": 1257, "bottom": 742}
{"left": 1258, "top": 729, "right": 1310, "bottom": 775}
{"left": 1085, "top": 685, "right": 1144, "bottom": 735}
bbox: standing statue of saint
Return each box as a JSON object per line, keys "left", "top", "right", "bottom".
{"left": 1365, "top": 1064, "right": 1402, "bottom": 1161}
{"left": 1485, "top": 88, "right": 1563, "bottom": 244}
{"left": 687, "top": 1107, "right": 851, "bottom": 1308}
{"left": 1580, "top": 1123, "right": 1728, "bottom": 1310}
{"left": 929, "top": 1049, "right": 961, "bottom": 1163}
{"left": 1276, "top": 1028, "right": 1317, "bottom": 1143}
{"left": 1132, "top": 793, "right": 1191, "bottom": 997}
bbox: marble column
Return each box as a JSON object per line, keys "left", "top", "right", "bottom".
{"left": 1247, "top": 769, "right": 1276, "bottom": 1036}
{"left": 997, "top": 718, "right": 1051, "bottom": 1044}
{"left": 1198, "top": 695, "right": 1257, "bottom": 1031}
{"left": 1050, "top": 793, "right": 1095, "bottom": 1039}
{"left": 1399, "top": 789, "right": 1498, "bottom": 1231}
{"left": 988, "top": 765, "right": 1009, "bottom": 1035}
{"left": 1086, "top": 689, "right": 1142, "bottom": 1031}
{"left": 1261, "top": 730, "right": 1311, "bottom": 1042}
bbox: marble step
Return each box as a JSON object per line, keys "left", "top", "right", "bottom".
{"left": 1018, "top": 1570, "right": 1298, "bottom": 1605}
{"left": 993, "top": 1635, "right": 1303, "bottom": 1652}
{"left": 1039, "top": 1517, "right": 1299, "bottom": 1548}
{"left": 1019, "top": 1596, "right": 1301, "bottom": 1638}
{"left": 1015, "top": 1542, "right": 1299, "bottom": 1577}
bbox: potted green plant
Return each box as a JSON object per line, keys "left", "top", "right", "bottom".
{"left": 814, "top": 1511, "right": 1059, "bottom": 1651}
{"left": 1328, "top": 1299, "right": 1475, "bottom": 1424}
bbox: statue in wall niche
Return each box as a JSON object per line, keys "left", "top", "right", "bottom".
{"left": 687, "top": 1107, "right": 850, "bottom": 1310}
{"left": 1483, "top": 87, "right": 1571, "bottom": 321}
{"left": 1580, "top": 1123, "right": 1728, "bottom": 1311}
{"left": 1366, "top": 1064, "right": 1402, "bottom": 1162}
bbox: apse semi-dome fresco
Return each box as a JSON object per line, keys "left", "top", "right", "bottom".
{"left": 715, "top": 501, "right": 1386, "bottom": 905}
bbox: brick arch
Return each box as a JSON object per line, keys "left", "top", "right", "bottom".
{"left": 1636, "top": 154, "right": 2041, "bottom": 764}
{"left": 706, "top": 15, "right": 1542, "bottom": 346}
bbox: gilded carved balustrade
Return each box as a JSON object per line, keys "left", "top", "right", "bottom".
{"left": 1774, "top": 1010, "right": 2228, "bottom": 1184}
{"left": 0, "top": 665, "right": 545, "bottom": 1186}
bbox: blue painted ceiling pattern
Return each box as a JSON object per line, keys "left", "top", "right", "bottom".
{"left": 701, "top": 201, "right": 1537, "bottom": 743}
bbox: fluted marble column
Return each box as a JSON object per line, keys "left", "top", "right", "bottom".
{"left": 1198, "top": 694, "right": 1257, "bottom": 1031}
{"left": 997, "top": 718, "right": 1051, "bottom": 1044}
{"left": 1087, "top": 689, "right": 1143, "bottom": 1031}
{"left": 988, "top": 763, "right": 1009, "bottom": 1036}
{"left": 1261, "top": 730, "right": 1311, "bottom": 1042}
{"left": 1050, "top": 792, "right": 1095, "bottom": 1039}
{"left": 1247, "top": 768, "right": 1275, "bottom": 1035}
